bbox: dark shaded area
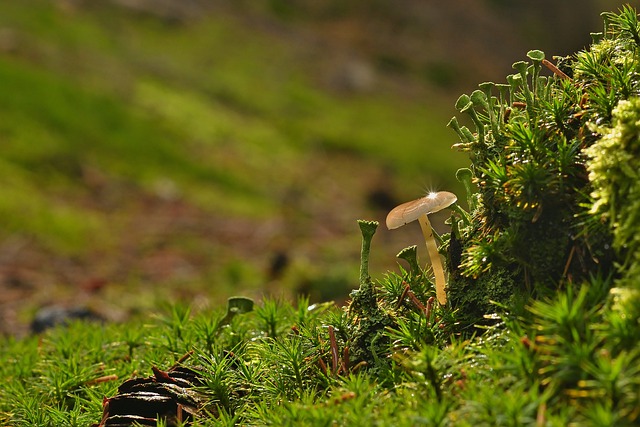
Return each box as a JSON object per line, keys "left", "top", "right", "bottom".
{"left": 30, "top": 305, "right": 103, "bottom": 333}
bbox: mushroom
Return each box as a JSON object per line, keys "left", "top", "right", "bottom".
{"left": 386, "top": 191, "right": 457, "bottom": 305}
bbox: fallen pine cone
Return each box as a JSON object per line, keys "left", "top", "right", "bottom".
{"left": 93, "top": 364, "right": 207, "bottom": 427}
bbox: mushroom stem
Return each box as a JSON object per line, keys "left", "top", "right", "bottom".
{"left": 417, "top": 214, "right": 447, "bottom": 305}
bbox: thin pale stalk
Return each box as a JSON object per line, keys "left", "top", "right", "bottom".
{"left": 418, "top": 214, "right": 447, "bottom": 305}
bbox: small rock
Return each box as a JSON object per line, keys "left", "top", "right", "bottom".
{"left": 30, "top": 305, "right": 103, "bottom": 333}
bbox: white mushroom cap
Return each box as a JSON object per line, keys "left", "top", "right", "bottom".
{"left": 385, "top": 191, "right": 457, "bottom": 230}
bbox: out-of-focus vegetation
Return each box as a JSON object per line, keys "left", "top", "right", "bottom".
{"left": 0, "top": 0, "right": 629, "bottom": 334}
{"left": 0, "top": 0, "right": 450, "bottom": 326}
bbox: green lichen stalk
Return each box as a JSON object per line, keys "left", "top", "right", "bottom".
{"left": 350, "top": 220, "right": 380, "bottom": 315}
{"left": 357, "top": 220, "right": 379, "bottom": 285}
{"left": 348, "top": 220, "right": 395, "bottom": 377}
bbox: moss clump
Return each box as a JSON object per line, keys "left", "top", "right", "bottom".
{"left": 446, "top": 7, "right": 640, "bottom": 323}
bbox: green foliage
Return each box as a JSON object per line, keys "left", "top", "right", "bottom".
{"left": 3, "top": 273, "right": 638, "bottom": 425}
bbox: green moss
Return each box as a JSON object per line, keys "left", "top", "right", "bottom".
{"left": 586, "top": 98, "right": 640, "bottom": 287}
{"left": 448, "top": 266, "right": 525, "bottom": 329}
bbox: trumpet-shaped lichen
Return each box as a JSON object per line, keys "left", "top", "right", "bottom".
{"left": 347, "top": 220, "right": 395, "bottom": 376}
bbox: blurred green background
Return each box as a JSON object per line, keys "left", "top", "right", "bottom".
{"left": 0, "top": 0, "right": 629, "bottom": 334}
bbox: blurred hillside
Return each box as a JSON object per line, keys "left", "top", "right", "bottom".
{"left": 0, "top": 0, "right": 630, "bottom": 334}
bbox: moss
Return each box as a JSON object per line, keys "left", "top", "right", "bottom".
{"left": 448, "top": 266, "right": 525, "bottom": 330}
{"left": 586, "top": 98, "right": 640, "bottom": 288}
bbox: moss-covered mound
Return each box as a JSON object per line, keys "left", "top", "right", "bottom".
{"left": 447, "top": 6, "right": 640, "bottom": 325}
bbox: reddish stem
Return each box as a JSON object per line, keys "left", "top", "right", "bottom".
{"left": 328, "top": 325, "right": 339, "bottom": 376}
